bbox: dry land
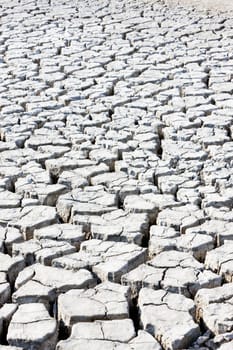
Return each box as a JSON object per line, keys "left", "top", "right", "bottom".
{"left": 165, "top": 0, "right": 233, "bottom": 12}
{"left": 0, "top": 0, "right": 233, "bottom": 349}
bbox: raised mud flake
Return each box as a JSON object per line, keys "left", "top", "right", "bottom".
{"left": 13, "top": 264, "right": 96, "bottom": 306}
{"left": 58, "top": 281, "right": 131, "bottom": 328}
{"left": 14, "top": 171, "right": 52, "bottom": 198}
{"left": 202, "top": 190, "right": 233, "bottom": 210}
{"left": 0, "top": 190, "right": 21, "bottom": 209}
{"left": 0, "top": 226, "right": 23, "bottom": 255}
{"left": 133, "top": 132, "right": 160, "bottom": 153}
{"left": 67, "top": 318, "right": 135, "bottom": 341}
{"left": 141, "top": 193, "right": 179, "bottom": 211}
{"left": 148, "top": 225, "right": 179, "bottom": 256}
{"left": 34, "top": 223, "right": 85, "bottom": 249}
{"left": 57, "top": 319, "right": 136, "bottom": 350}
{"left": 116, "top": 160, "right": 151, "bottom": 181}
{"left": 0, "top": 163, "right": 22, "bottom": 187}
{"left": 71, "top": 196, "right": 118, "bottom": 217}
{"left": 157, "top": 204, "right": 205, "bottom": 233}
{"left": 148, "top": 250, "right": 221, "bottom": 297}
{"left": 175, "top": 232, "right": 215, "bottom": 261}
{"left": 201, "top": 162, "right": 232, "bottom": 190}
{"left": 185, "top": 220, "right": 233, "bottom": 246}
{"left": 92, "top": 248, "right": 147, "bottom": 283}
{"left": 209, "top": 143, "right": 233, "bottom": 168}
{"left": 11, "top": 205, "right": 58, "bottom": 240}
{"left": 56, "top": 186, "right": 118, "bottom": 224}
{"left": 161, "top": 139, "right": 207, "bottom": 163}
{"left": 0, "top": 177, "right": 13, "bottom": 192}
{"left": 121, "top": 264, "right": 164, "bottom": 297}
{"left": 58, "top": 163, "right": 109, "bottom": 189}
{"left": 156, "top": 168, "right": 200, "bottom": 196}
{"left": 0, "top": 253, "right": 25, "bottom": 285}
{"left": 123, "top": 195, "right": 159, "bottom": 223}
{"left": 176, "top": 187, "right": 201, "bottom": 206}
{"left": 12, "top": 279, "right": 55, "bottom": 308}
{"left": 205, "top": 242, "right": 233, "bottom": 282}
{"left": 116, "top": 180, "right": 142, "bottom": 203}
{"left": 12, "top": 238, "right": 76, "bottom": 266}
{"left": 58, "top": 170, "right": 89, "bottom": 190}
{"left": 45, "top": 156, "right": 96, "bottom": 178}
{"left": 38, "top": 145, "right": 71, "bottom": 159}
{"left": 90, "top": 209, "right": 149, "bottom": 245}
{"left": 53, "top": 239, "right": 147, "bottom": 283}
{"left": 89, "top": 148, "right": 119, "bottom": 170}
{"left": 195, "top": 283, "right": 233, "bottom": 335}
{"left": 0, "top": 209, "right": 22, "bottom": 227}
{"left": 210, "top": 82, "right": 233, "bottom": 94}
{"left": 33, "top": 184, "right": 69, "bottom": 206}
{"left": 139, "top": 288, "right": 200, "bottom": 350}
{"left": 149, "top": 225, "right": 215, "bottom": 261}
{"left": 205, "top": 206, "right": 233, "bottom": 222}
{"left": 193, "top": 127, "right": 230, "bottom": 148}
{"left": 7, "top": 303, "right": 58, "bottom": 350}
{"left": 0, "top": 150, "right": 39, "bottom": 170}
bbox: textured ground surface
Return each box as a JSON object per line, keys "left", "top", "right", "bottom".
{"left": 165, "top": 0, "right": 233, "bottom": 12}
{"left": 0, "top": 0, "right": 233, "bottom": 349}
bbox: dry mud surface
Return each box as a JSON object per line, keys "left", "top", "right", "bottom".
{"left": 0, "top": 0, "right": 233, "bottom": 349}
{"left": 165, "top": 0, "right": 233, "bottom": 12}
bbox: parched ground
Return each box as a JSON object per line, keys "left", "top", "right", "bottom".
{"left": 165, "top": 0, "right": 233, "bottom": 12}
{"left": 0, "top": 0, "right": 233, "bottom": 349}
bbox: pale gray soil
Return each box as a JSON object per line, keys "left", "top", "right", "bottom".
{"left": 0, "top": 0, "right": 233, "bottom": 349}
{"left": 165, "top": 0, "right": 233, "bottom": 12}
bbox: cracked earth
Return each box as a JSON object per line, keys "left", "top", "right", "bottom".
{"left": 0, "top": 0, "right": 233, "bottom": 349}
